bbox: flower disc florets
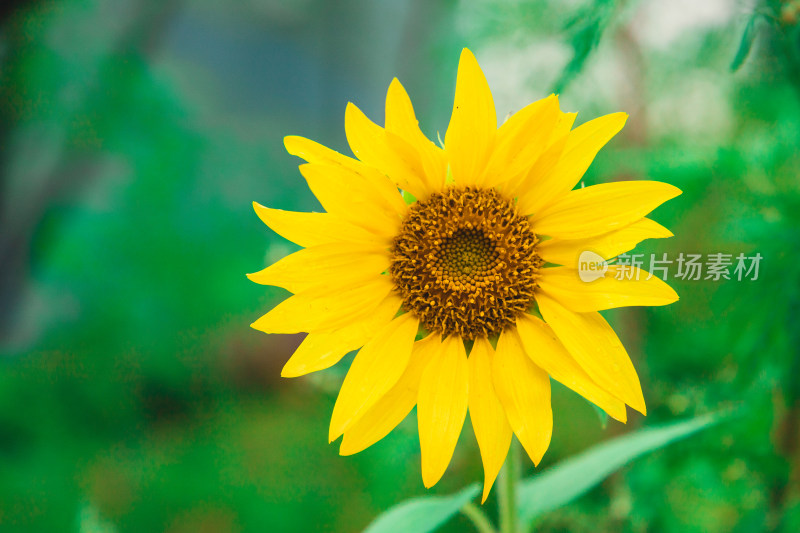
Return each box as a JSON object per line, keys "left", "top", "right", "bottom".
{"left": 390, "top": 187, "right": 542, "bottom": 339}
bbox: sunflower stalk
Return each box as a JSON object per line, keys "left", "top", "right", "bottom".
{"left": 461, "top": 502, "right": 497, "bottom": 533}
{"left": 498, "top": 439, "right": 522, "bottom": 533}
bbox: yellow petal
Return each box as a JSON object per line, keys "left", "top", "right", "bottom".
{"left": 492, "top": 329, "right": 553, "bottom": 465}
{"left": 468, "top": 337, "right": 512, "bottom": 503}
{"left": 344, "top": 102, "right": 430, "bottom": 199}
{"left": 536, "top": 293, "right": 646, "bottom": 414}
{"left": 253, "top": 202, "right": 387, "bottom": 248}
{"left": 538, "top": 218, "right": 673, "bottom": 266}
{"left": 510, "top": 111, "right": 577, "bottom": 203}
{"left": 531, "top": 181, "right": 682, "bottom": 240}
{"left": 250, "top": 275, "right": 394, "bottom": 334}
{"left": 328, "top": 312, "right": 420, "bottom": 441}
{"left": 285, "top": 136, "right": 408, "bottom": 215}
{"left": 538, "top": 266, "right": 679, "bottom": 312}
{"left": 444, "top": 49, "right": 497, "bottom": 188}
{"left": 417, "top": 335, "right": 469, "bottom": 488}
{"left": 517, "top": 112, "right": 627, "bottom": 216}
{"left": 515, "top": 314, "right": 627, "bottom": 423}
{"left": 247, "top": 242, "right": 389, "bottom": 294}
{"left": 385, "top": 78, "right": 447, "bottom": 192}
{"left": 548, "top": 110, "right": 579, "bottom": 148}
{"left": 280, "top": 294, "right": 403, "bottom": 377}
{"left": 299, "top": 163, "right": 402, "bottom": 235}
{"left": 339, "top": 334, "right": 440, "bottom": 455}
{"left": 285, "top": 134, "right": 356, "bottom": 167}
{"left": 482, "top": 94, "right": 561, "bottom": 188}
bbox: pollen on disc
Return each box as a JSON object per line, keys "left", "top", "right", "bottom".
{"left": 390, "top": 187, "right": 542, "bottom": 339}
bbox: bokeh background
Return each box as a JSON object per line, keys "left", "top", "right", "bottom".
{"left": 1, "top": 0, "right": 799, "bottom": 531}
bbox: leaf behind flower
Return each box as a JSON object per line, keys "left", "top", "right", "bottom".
{"left": 362, "top": 483, "right": 480, "bottom": 533}
{"left": 517, "top": 412, "right": 726, "bottom": 526}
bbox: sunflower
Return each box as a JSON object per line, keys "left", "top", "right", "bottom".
{"left": 249, "top": 48, "right": 680, "bottom": 501}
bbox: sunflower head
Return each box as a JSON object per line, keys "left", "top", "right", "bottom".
{"left": 390, "top": 186, "right": 542, "bottom": 339}
{"left": 250, "top": 48, "right": 680, "bottom": 501}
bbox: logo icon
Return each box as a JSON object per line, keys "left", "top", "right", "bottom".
{"left": 578, "top": 251, "right": 608, "bottom": 282}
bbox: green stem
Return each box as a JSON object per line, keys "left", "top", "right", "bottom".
{"left": 498, "top": 439, "right": 521, "bottom": 533}
{"left": 461, "top": 502, "right": 497, "bottom": 533}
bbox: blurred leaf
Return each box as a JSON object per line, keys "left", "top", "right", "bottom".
{"left": 363, "top": 484, "right": 480, "bottom": 533}
{"left": 590, "top": 402, "right": 609, "bottom": 429}
{"left": 731, "top": 15, "right": 761, "bottom": 72}
{"left": 553, "top": 0, "right": 617, "bottom": 93}
{"left": 77, "top": 503, "right": 118, "bottom": 533}
{"left": 517, "top": 412, "right": 725, "bottom": 527}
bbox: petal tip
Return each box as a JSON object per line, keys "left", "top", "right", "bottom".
{"left": 656, "top": 182, "right": 683, "bottom": 198}
{"left": 338, "top": 440, "right": 356, "bottom": 456}
{"left": 480, "top": 478, "right": 496, "bottom": 504}
{"left": 420, "top": 457, "right": 447, "bottom": 489}
{"left": 328, "top": 426, "right": 343, "bottom": 444}
{"left": 421, "top": 474, "right": 438, "bottom": 489}
{"left": 280, "top": 361, "right": 304, "bottom": 378}
{"left": 460, "top": 47, "right": 476, "bottom": 60}
{"left": 668, "top": 291, "right": 680, "bottom": 305}
{"left": 283, "top": 135, "right": 300, "bottom": 153}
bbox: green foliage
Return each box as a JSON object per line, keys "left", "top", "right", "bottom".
{"left": 517, "top": 413, "right": 725, "bottom": 527}
{"left": 731, "top": 14, "right": 764, "bottom": 72}
{"left": 552, "top": 0, "right": 618, "bottom": 93}
{"left": 362, "top": 484, "right": 480, "bottom": 533}
{"left": 364, "top": 413, "right": 724, "bottom": 533}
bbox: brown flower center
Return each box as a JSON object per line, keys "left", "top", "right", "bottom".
{"left": 389, "top": 187, "right": 542, "bottom": 339}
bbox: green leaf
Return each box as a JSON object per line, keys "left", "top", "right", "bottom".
{"left": 553, "top": 0, "right": 617, "bottom": 92}
{"left": 78, "top": 502, "right": 118, "bottom": 533}
{"left": 363, "top": 484, "right": 480, "bottom": 533}
{"left": 517, "top": 412, "right": 725, "bottom": 526}
{"left": 731, "top": 15, "right": 759, "bottom": 72}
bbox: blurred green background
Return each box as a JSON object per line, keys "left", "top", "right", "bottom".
{"left": 1, "top": 0, "right": 799, "bottom": 531}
